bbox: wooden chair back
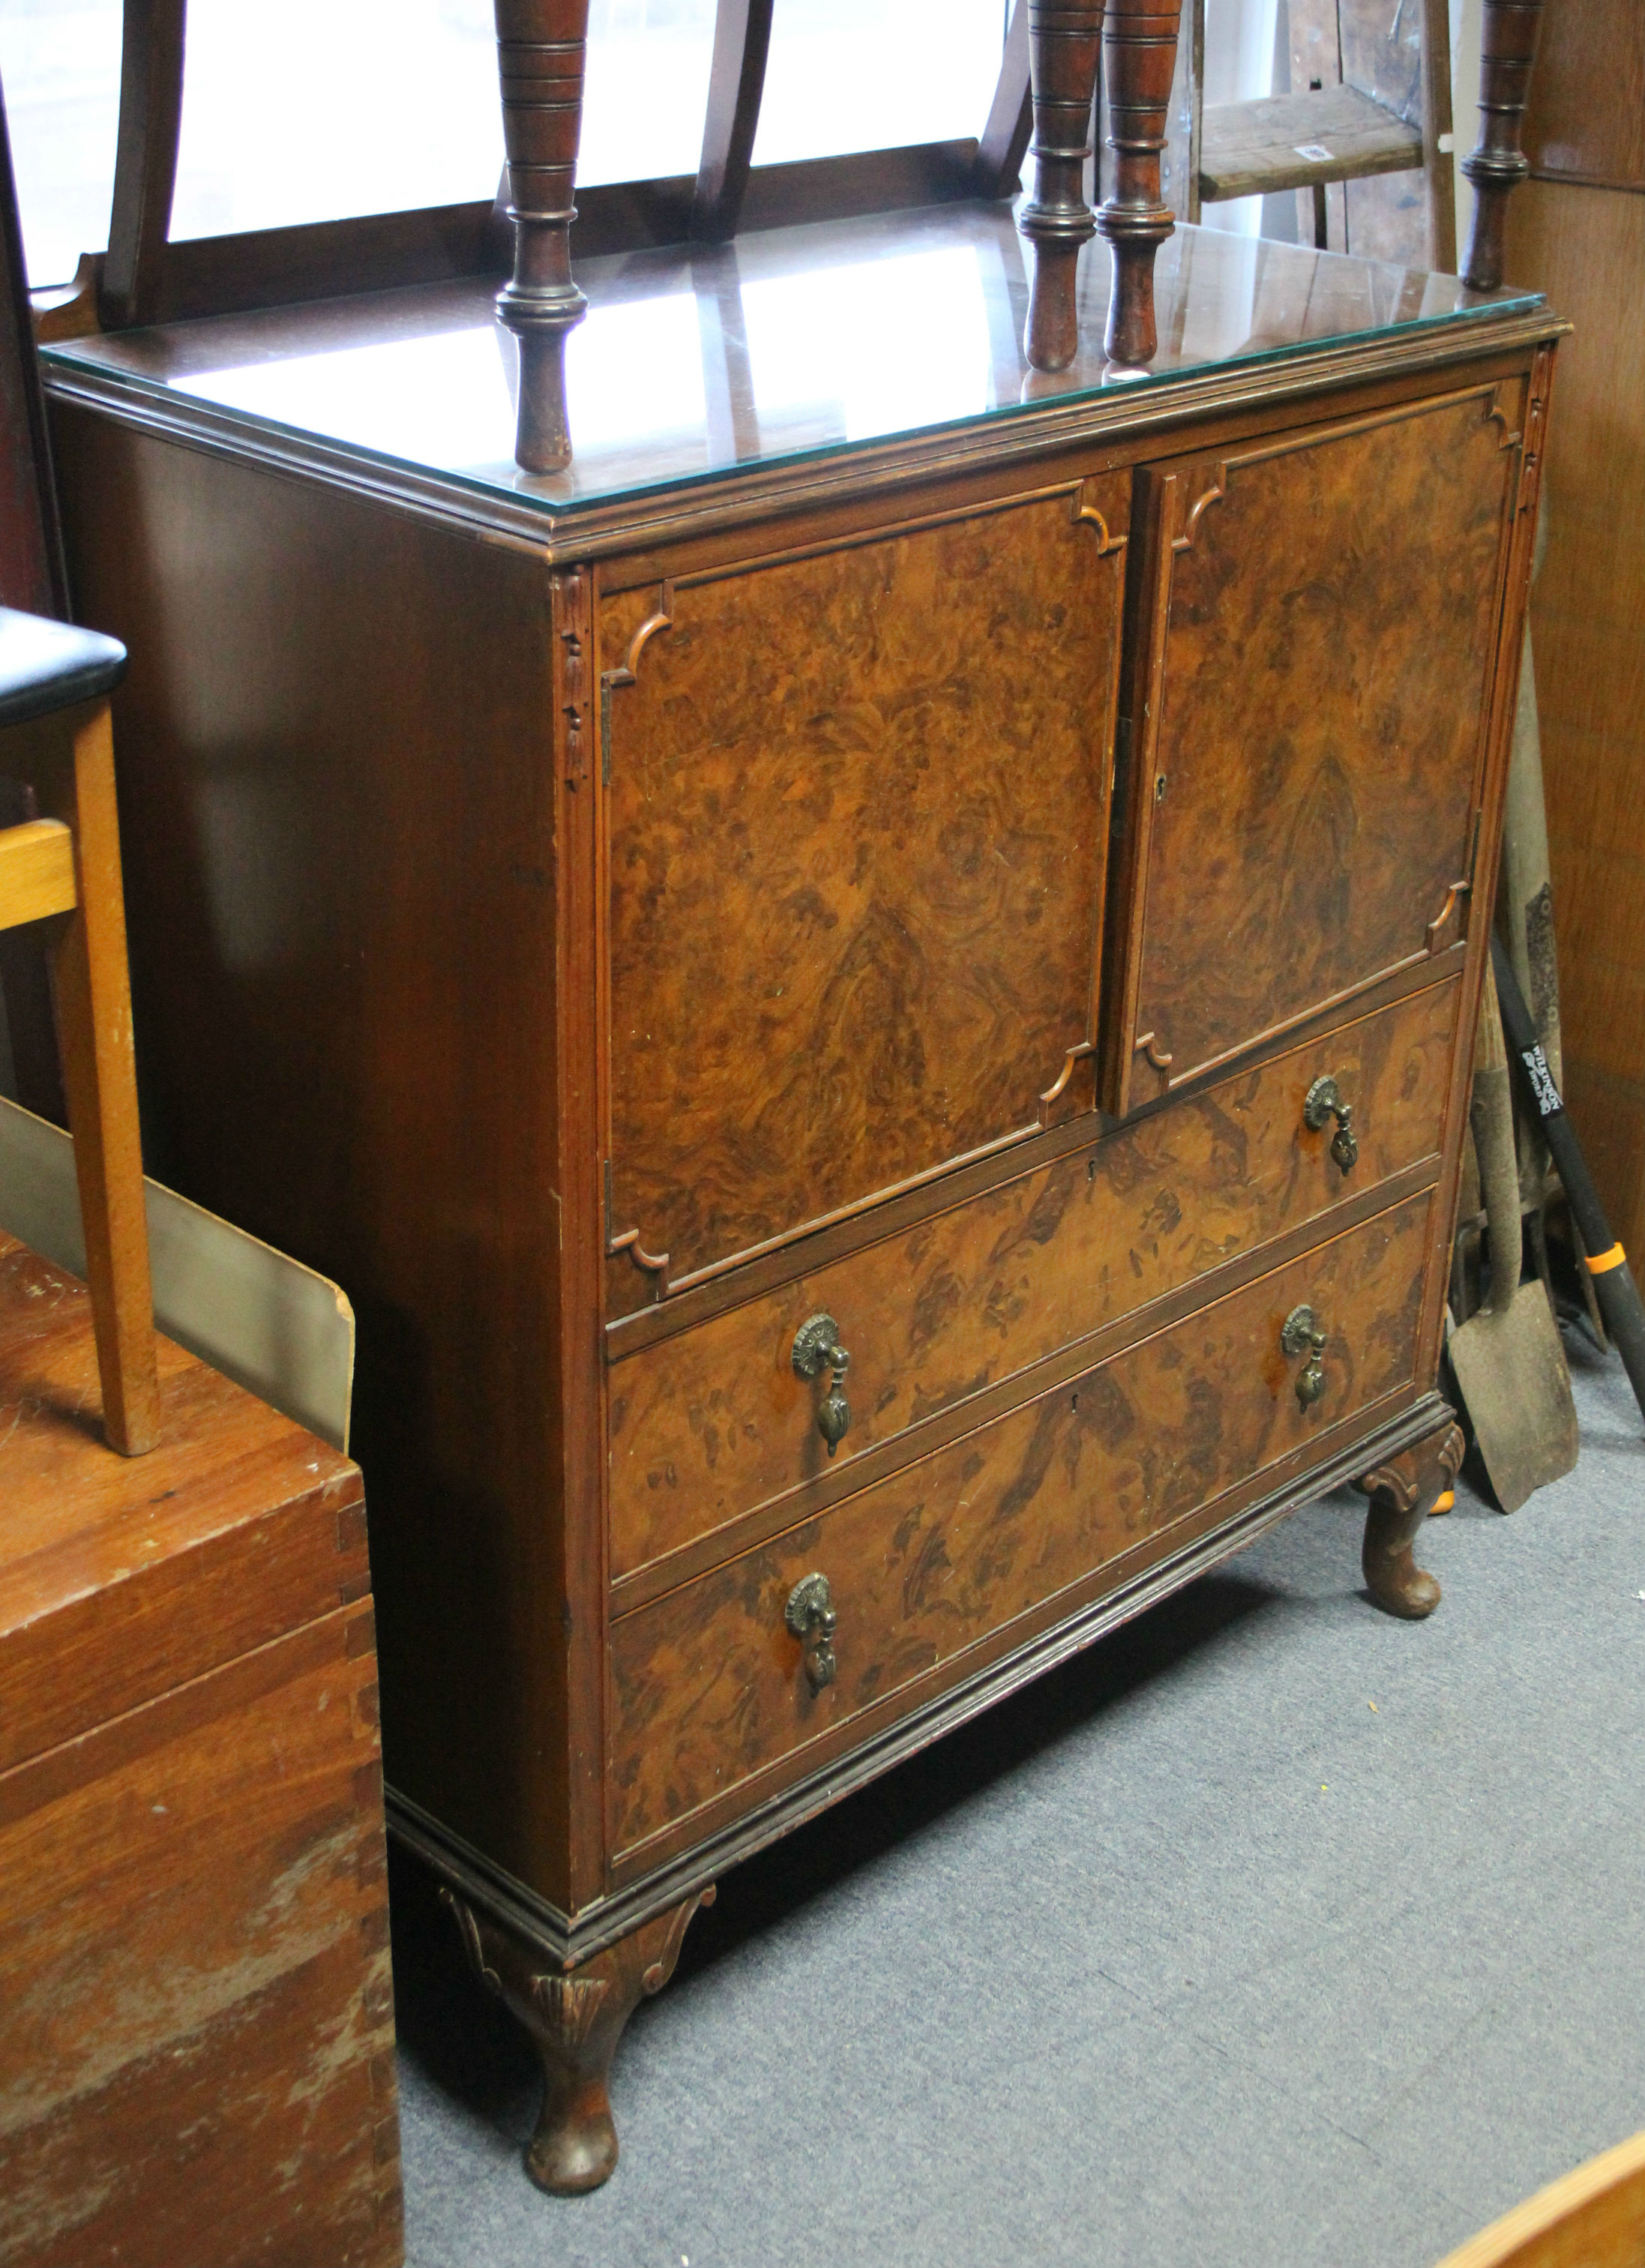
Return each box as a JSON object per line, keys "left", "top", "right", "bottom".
{"left": 1434, "top": 2129, "right": 1645, "bottom": 2268}
{"left": 0, "top": 608, "right": 158, "bottom": 1454}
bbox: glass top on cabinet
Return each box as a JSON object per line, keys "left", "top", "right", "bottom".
{"left": 45, "top": 203, "right": 1545, "bottom": 519}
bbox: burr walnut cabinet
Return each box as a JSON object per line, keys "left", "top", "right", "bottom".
{"left": 39, "top": 205, "right": 1560, "bottom": 2195}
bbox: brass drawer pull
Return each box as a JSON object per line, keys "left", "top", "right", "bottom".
{"left": 1281, "top": 1303, "right": 1329, "bottom": 1410}
{"left": 792, "top": 1312, "right": 851, "bottom": 1455}
{"left": 785, "top": 1572, "right": 837, "bottom": 1691}
{"left": 1304, "top": 1074, "right": 1359, "bottom": 1176}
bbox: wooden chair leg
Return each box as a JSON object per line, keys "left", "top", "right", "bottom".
{"left": 47, "top": 700, "right": 160, "bottom": 1454}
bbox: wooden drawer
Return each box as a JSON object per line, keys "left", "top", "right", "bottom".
{"left": 608, "top": 1188, "right": 1434, "bottom": 1858}
{"left": 607, "top": 978, "right": 1457, "bottom": 1580}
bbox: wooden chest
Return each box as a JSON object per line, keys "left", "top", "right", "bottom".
{"left": 0, "top": 1236, "right": 402, "bottom": 2267}
{"left": 40, "top": 207, "right": 1560, "bottom": 2196}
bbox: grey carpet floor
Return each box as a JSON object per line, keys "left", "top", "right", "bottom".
{"left": 391, "top": 1331, "right": 1644, "bottom": 2268}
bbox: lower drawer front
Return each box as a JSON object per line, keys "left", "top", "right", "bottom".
{"left": 608, "top": 978, "right": 1458, "bottom": 1579}
{"left": 609, "top": 1188, "right": 1434, "bottom": 1857}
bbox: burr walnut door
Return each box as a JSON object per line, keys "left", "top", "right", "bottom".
{"left": 1106, "top": 380, "right": 1530, "bottom": 1116}
{"left": 601, "top": 481, "right": 1128, "bottom": 1313}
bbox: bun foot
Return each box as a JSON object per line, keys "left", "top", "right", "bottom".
{"left": 529, "top": 2071, "right": 617, "bottom": 2195}
{"left": 1362, "top": 1531, "right": 1443, "bottom": 1619}
{"left": 1354, "top": 1419, "right": 1464, "bottom": 1620}
{"left": 441, "top": 1883, "right": 714, "bottom": 2195}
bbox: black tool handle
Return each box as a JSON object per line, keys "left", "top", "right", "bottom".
{"left": 1491, "top": 931, "right": 1645, "bottom": 1426}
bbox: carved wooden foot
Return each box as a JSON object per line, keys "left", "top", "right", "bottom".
{"left": 1354, "top": 1420, "right": 1464, "bottom": 1619}
{"left": 441, "top": 1885, "right": 714, "bottom": 2193}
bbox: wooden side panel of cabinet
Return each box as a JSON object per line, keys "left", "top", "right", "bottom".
{"left": 601, "top": 479, "right": 1129, "bottom": 1308}
{"left": 609, "top": 1188, "right": 1432, "bottom": 1859}
{"left": 1106, "top": 383, "right": 1524, "bottom": 1114}
{"left": 48, "top": 406, "right": 580, "bottom": 1906}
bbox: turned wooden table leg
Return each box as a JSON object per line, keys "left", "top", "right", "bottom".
{"left": 1355, "top": 1419, "right": 1464, "bottom": 1619}
{"left": 1019, "top": 2, "right": 1106, "bottom": 372}
{"left": 493, "top": 0, "right": 592, "bottom": 473}
{"left": 1461, "top": 0, "right": 1546, "bottom": 291}
{"left": 1096, "top": 0, "right": 1184, "bottom": 365}
{"left": 441, "top": 1886, "right": 713, "bottom": 2193}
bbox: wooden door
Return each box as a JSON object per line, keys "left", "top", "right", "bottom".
{"left": 1105, "top": 382, "right": 1527, "bottom": 1115}
{"left": 601, "top": 480, "right": 1128, "bottom": 1310}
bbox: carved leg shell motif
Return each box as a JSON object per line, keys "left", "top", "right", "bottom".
{"left": 440, "top": 1884, "right": 715, "bottom": 2193}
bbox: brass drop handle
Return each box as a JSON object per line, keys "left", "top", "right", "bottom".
{"left": 1305, "top": 1074, "right": 1359, "bottom": 1176}
{"left": 786, "top": 1571, "right": 837, "bottom": 1692}
{"left": 1281, "top": 1303, "right": 1329, "bottom": 1410}
{"left": 792, "top": 1312, "right": 851, "bottom": 1456}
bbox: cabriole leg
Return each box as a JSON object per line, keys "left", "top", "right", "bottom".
{"left": 441, "top": 1884, "right": 714, "bottom": 2193}
{"left": 1355, "top": 1419, "right": 1465, "bottom": 1619}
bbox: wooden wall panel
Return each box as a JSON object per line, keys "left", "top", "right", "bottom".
{"left": 1507, "top": 0, "right": 1645, "bottom": 1272}
{"left": 1524, "top": 0, "right": 1644, "bottom": 190}
{"left": 1510, "top": 181, "right": 1645, "bottom": 1263}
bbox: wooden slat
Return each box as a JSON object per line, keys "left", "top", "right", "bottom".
{"left": 99, "top": 0, "right": 187, "bottom": 329}
{"left": 1433, "top": 2127, "right": 1645, "bottom": 2267}
{"left": 0, "top": 816, "right": 75, "bottom": 927}
{"left": 690, "top": 0, "right": 775, "bottom": 241}
{"left": 973, "top": 0, "right": 1033, "bottom": 199}
{"left": 1199, "top": 84, "right": 1422, "bottom": 202}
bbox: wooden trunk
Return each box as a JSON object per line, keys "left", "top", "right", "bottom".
{"left": 0, "top": 1235, "right": 402, "bottom": 2268}
{"left": 39, "top": 205, "right": 1560, "bottom": 2195}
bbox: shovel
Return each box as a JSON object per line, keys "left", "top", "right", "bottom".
{"left": 1446, "top": 955, "right": 1580, "bottom": 1512}
{"left": 1499, "top": 610, "right": 1608, "bottom": 1344}
{"left": 1493, "top": 933, "right": 1645, "bottom": 1425}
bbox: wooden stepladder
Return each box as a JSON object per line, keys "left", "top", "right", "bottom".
{"left": 1188, "top": 0, "right": 1458, "bottom": 267}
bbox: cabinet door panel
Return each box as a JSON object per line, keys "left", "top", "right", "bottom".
{"left": 1110, "top": 385, "right": 1522, "bottom": 1113}
{"left": 603, "top": 483, "right": 1126, "bottom": 1308}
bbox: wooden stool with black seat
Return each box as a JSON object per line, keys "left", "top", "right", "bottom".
{"left": 0, "top": 607, "right": 404, "bottom": 2265}
{"left": 0, "top": 604, "right": 157, "bottom": 1455}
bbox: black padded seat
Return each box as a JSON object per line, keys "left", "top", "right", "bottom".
{"left": 0, "top": 607, "right": 127, "bottom": 729}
